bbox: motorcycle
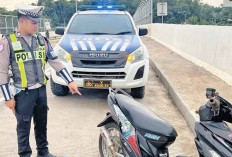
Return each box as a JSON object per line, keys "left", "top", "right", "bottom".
{"left": 195, "top": 88, "right": 232, "bottom": 157}
{"left": 97, "top": 88, "right": 178, "bottom": 157}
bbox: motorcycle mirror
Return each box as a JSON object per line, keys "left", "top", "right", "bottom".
{"left": 206, "top": 88, "right": 216, "bottom": 99}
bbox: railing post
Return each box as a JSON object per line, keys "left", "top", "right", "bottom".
{"left": 11, "top": 16, "right": 14, "bottom": 31}
{"left": 5, "top": 16, "right": 8, "bottom": 33}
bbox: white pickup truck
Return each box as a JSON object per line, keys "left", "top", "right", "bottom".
{"left": 51, "top": 5, "right": 149, "bottom": 98}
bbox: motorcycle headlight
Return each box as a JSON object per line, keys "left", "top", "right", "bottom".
{"left": 54, "top": 44, "right": 71, "bottom": 63}
{"left": 127, "top": 46, "right": 145, "bottom": 64}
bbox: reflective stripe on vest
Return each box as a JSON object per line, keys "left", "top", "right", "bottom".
{"left": 10, "top": 33, "right": 27, "bottom": 87}
{"left": 34, "top": 34, "right": 47, "bottom": 85}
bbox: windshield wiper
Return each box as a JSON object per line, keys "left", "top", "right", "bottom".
{"left": 114, "top": 31, "right": 133, "bottom": 35}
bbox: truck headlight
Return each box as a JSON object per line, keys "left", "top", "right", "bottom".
{"left": 54, "top": 44, "right": 71, "bottom": 63}
{"left": 127, "top": 46, "right": 144, "bottom": 63}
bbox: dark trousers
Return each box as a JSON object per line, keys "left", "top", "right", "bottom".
{"left": 15, "top": 86, "right": 49, "bottom": 157}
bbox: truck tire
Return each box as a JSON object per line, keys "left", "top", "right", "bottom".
{"left": 50, "top": 77, "right": 69, "bottom": 96}
{"left": 131, "top": 86, "right": 145, "bottom": 98}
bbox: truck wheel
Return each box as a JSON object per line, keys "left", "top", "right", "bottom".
{"left": 131, "top": 86, "right": 145, "bottom": 98}
{"left": 50, "top": 77, "right": 69, "bottom": 96}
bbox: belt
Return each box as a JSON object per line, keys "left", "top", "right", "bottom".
{"left": 13, "top": 83, "right": 43, "bottom": 96}
{"left": 28, "top": 83, "right": 43, "bottom": 90}
{"left": 17, "top": 83, "right": 43, "bottom": 90}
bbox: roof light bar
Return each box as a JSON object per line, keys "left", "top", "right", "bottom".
{"left": 79, "top": 1, "right": 127, "bottom": 11}
{"left": 79, "top": 5, "right": 127, "bottom": 10}
{"left": 97, "top": 5, "right": 103, "bottom": 9}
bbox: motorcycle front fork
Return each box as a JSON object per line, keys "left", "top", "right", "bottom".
{"left": 100, "top": 126, "right": 124, "bottom": 157}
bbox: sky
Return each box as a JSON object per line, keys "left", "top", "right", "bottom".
{"left": 0, "top": 0, "right": 38, "bottom": 11}
{"left": 200, "top": 0, "right": 223, "bottom": 7}
{"left": 0, "top": 0, "right": 224, "bottom": 11}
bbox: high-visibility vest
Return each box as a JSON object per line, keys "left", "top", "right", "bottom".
{"left": 7, "top": 33, "right": 47, "bottom": 88}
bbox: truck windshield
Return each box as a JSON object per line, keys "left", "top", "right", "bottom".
{"left": 68, "top": 14, "right": 135, "bottom": 35}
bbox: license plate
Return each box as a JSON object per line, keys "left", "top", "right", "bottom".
{"left": 84, "top": 80, "right": 111, "bottom": 89}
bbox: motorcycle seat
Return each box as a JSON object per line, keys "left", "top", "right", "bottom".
{"left": 115, "top": 94, "right": 177, "bottom": 137}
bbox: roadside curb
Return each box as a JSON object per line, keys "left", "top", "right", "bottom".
{"left": 149, "top": 59, "right": 198, "bottom": 132}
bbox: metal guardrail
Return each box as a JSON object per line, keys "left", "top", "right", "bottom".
{"left": 133, "top": 0, "right": 153, "bottom": 26}
{"left": 0, "top": 15, "right": 18, "bottom": 34}
{"left": 0, "top": 14, "right": 50, "bottom": 34}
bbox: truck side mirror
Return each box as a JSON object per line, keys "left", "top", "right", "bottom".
{"left": 139, "top": 27, "right": 148, "bottom": 36}
{"left": 55, "top": 27, "right": 65, "bottom": 35}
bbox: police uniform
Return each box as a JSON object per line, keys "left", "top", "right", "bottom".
{"left": 0, "top": 5, "right": 73, "bottom": 157}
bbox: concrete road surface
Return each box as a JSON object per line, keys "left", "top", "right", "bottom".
{"left": 0, "top": 67, "right": 198, "bottom": 157}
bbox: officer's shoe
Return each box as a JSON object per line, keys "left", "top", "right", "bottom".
{"left": 37, "top": 153, "right": 56, "bottom": 157}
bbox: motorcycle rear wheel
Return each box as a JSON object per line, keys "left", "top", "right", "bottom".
{"left": 99, "top": 122, "right": 123, "bottom": 157}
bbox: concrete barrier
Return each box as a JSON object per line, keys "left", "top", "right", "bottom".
{"left": 147, "top": 23, "right": 232, "bottom": 86}
{"left": 149, "top": 59, "right": 198, "bottom": 132}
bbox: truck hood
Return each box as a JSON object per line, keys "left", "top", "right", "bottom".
{"left": 59, "top": 34, "right": 141, "bottom": 53}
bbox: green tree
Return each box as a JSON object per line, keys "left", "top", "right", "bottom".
{"left": 187, "top": 15, "right": 198, "bottom": 24}
{"left": 2, "top": 0, "right": 232, "bottom": 27}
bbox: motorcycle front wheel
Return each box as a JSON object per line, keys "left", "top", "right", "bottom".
{"left": 99, "top": 122, "right": 123, "bottom": 157}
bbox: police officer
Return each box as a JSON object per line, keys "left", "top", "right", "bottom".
{"left": 0, "top": 4, "right": 82, "bottom": 157}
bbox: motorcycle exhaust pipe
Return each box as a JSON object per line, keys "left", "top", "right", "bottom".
{"left": 100, "top": 126, "right": 117, "bottom": 157}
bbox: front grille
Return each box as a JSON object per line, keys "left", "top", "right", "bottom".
{"left": 70, "top": 51, "right": 128, "bottom": 69}
{"left": 72, "top": 71, "right": 126, "bottom": 79}
{"left": 81, "top": 60, "right": 116, "bottom": 65}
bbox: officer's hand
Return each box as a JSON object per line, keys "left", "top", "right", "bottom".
{"left": 68, "top": 82, "right": 82, "bottom": 96}
{"left": 5, "top": 99, "right": 16, "bottom": 115}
